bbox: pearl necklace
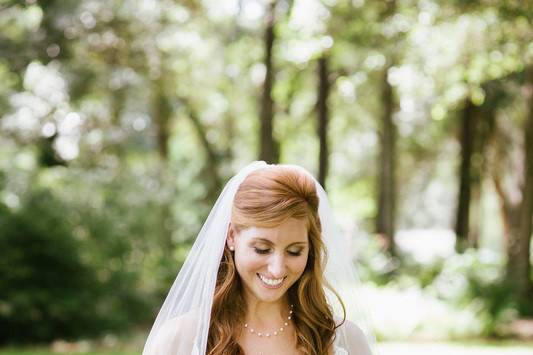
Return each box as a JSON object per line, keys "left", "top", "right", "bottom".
{"left": 244, "top": 304, "right": 294, "bottom": 338}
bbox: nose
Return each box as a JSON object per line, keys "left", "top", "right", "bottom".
{"left": 267, "top": 253, "right": 287, "bottom": 278}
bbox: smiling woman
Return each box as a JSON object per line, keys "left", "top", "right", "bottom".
{"left": 228, "top": 220, "right": 309, "bottom": 299}
{"left": 142, "top": 162, "right": 374, "bottom": 355}
{"left": 216, "top": 167, "right": 336, "bottom": 354}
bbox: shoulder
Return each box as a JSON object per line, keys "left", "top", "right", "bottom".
{"left": 162, "top": 311, "right": 198, "bottom": 332}
{"left": 338, "top": 319, "right": 366, "bottom": 339}
{"left": 157, "top": 312, "right": 198, "bottom": 340}
{"left": 145, "top": 312, "right": 199, "bottom": 355}
{"left": 335, "top": 319, "right": 372, "bottom": 355}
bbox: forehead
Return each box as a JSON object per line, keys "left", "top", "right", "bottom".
{"left": 238, "top": 217, "right": 308, "bottom": 245}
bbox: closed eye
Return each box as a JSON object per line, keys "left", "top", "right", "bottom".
{"left": 254, "top": 247, "right": 270, "bottom": 255}
{"left": 253, "top": 247, "right": 303, "bottom": 256}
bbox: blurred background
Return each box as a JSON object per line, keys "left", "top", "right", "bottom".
{"left": 0, "top": 0, "right": 532, "bottom": 354}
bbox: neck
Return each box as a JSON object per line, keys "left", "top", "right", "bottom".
{"left": 244, "top": 295, "right": 291, "bottom": 327}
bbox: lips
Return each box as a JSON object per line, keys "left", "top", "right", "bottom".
{"left": 257, "top": 273, "right": 285, "bottom": 289}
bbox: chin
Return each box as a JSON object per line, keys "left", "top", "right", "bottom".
{"left": 251, "top": 275, "right": 294, "bottom": 302}
{"left": 254, "top": 291, "right": 286, "bottom": 303}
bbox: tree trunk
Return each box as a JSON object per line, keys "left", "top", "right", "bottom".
{"left": 472, "top": 105, "right": 498, "bottom": 247}
{"left": 317, "top": 55, "right": 330, "bottom": 188}
{"left": 151, "top": 77, "right": 174, "bottom": 256}
{"left": 455, "top": 99, "right": 477, "bottom": 252}
{"left": 107, "top": 85, "right": 126, "bottom": 157}
{"left": 259, "top": 0, "right": 279, "bottom": 163}
{"left": 153, "top": 78, "right": 171, "bottom": 160}
{"left": 468, "top": 180, "right": 481, "bottom": 249}
{"left": 186, "top": 106, "right": 223, "bottom": 200}
{"left": 376, "top": 64, "right": 397, "bottom": 256}
{"left": 506, "top": 67, "right": 533, "bottom": 303}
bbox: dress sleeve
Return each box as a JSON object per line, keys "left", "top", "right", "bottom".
{"left": 145, "top": 314, "right": 197, "bottom": 355}
{"left": 335, "top": 320, "right": 373, "bottom": 355}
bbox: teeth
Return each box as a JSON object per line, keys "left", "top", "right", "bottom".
{"left": 259, "top": 274, "right": 283, "bottom": 286}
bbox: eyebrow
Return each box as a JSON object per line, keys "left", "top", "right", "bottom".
{"left": 250, "top": 237, "right": 308, "bottom": 247}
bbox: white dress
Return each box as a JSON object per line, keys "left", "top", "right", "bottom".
{"left": 189, "top": 345, "right": 348, "bottom": 355}
{"left": 149, "top": 316, "right": 372, "bottom": 355}
{"left": 190, "top": 345, "right": 349, "bottom": 355}
{"left": 334, "top": 345, "right": 349, "bottom": 355}
{"left": 333, "top": 319, "right": 372, "bottom": 355}
{"left": 189, "top": 344, "right": 351, "bottom": 355}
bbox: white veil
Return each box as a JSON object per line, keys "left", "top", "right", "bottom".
{"left": 143, "top": 161, "right": 376, "bottom": 355}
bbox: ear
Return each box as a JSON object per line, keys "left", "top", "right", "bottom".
{"left": 226, "top": 223, "right": 236, "bottom": 249}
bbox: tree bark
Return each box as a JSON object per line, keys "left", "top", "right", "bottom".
{"left": 152, "top": 78, "right": 172, "bottom": 160}
{"left": 506, "top": 67, "right": 533, "bottom": 303}
{"left": 186, "top": 107, "right": 223, "bottom": 200}
{"left": 376, "top": 65, "right": 397, "bottom": 256}
{"left": 317, "top": 55, "right": 330, "bottom": 188}
{"left": 470, "top": 105, "right": 497, "bottom": 247}
{"left": 490, "top": 69, "right": 533, "bottom": 308}
{"left": 259, "top": 0, "right": 279, "bottom": 163}
{"left": 455, "top": 99, "right": 476, "bottom": 252}
{"left": 151, "top": 76, "right": 174, "bottom": 257}
{"left": 106, "top": 84, "right": 126, "bottom": 157}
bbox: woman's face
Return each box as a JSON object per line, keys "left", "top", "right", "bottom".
{"left": 228, "top": 217, "right": 309, "bottom": 304}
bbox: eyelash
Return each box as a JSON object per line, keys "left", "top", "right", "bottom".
{"left": 254, "top": 248, "right": 302, "bottom": 257}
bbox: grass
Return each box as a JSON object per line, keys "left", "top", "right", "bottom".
{"left": 2, "top": 341, "right": 533, "bottom": 355}
{"left": 378, "top": 341, "right": 533, "bottom": 355}
{"left": 0, "top": 352, "right": 132, "bottom": 355}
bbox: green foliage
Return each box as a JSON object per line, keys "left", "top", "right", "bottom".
{"left": 0, "top": 0, "right": 532, "bottom": 345}
{"left": 356, "top": 237, "right": 399, "bottom": 286}
{"left": 399, "top": 255, "right": 445, "bottom": 288}
{"left": 360, "top": 247, "right": 522, "bottom": 338}
{"left": 0, "top": 185, "right": 149, "bottom": 344}
{"left": 428, "top": 250, "right": 515, "bottom": 336}
{"left": 0, "top": 189, "right": 99, "bottom": 343}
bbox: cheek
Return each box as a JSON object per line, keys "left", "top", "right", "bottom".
{"left": 290, "top": 254, "right": 309, "bottom": 276}
{"left": 235, "top": 251, "right": 264, "bottom": 275}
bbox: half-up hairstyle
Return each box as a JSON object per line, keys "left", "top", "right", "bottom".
{"left": 207, "top": 166, "right": 345, "bottom": 355}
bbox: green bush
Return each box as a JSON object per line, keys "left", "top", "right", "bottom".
{"left": 0, "top": 188, "right": 148, "bottom": 344}
{"left": 427, "top": 249, "right": 516, "bottom": 336}
{"left": 359, "top": 243, "right": 523, "bottom": 338}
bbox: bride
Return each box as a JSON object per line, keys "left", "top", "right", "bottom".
{"left": 143, "top": 162, "right": 374, "bottom": 355}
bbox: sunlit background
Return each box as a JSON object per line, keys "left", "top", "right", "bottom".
{"left": 1, "top": 0, "right": 532, "bottom": 354}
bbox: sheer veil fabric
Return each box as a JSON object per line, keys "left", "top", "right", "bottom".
{"left": 143, "top": 161, "right": 376, "bottom": 355}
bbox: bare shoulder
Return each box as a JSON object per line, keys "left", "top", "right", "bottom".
{"left": 335, "top": 319, "right": 372, "bottom": 355}
{"left": 146, "top": 312, "right": 199, "bottom": 355}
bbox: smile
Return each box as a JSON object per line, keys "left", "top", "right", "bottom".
{"left": 257, "top": 274, "right": 285, "bottom": 288}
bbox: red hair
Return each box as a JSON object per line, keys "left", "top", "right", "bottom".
{"left": 207, "top": 166, "right": 344, "bottom": 355}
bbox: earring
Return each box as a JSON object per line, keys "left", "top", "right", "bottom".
{"left": 229, "top": 246, "right": 235, "bottom": 251}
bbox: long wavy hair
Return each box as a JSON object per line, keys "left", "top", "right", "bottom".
{"left": 207, "top": 166, "right": 345, "bottom": 355}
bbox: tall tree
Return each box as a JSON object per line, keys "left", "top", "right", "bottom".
{"left": 376, "top": 62, "right": 397, "bottom": 255}
{"left": 185, "top": 103, "right": 224, "bottom": 201}
{"left": 259, "top": 0, "right": 279, "bottom": 163}
{"left": 506, "top": 68, "right": 533, "bottom": 306}
{"left": 152, "top": 76, "right": 172, "bottom": 160}
{"left": 468, "top": 102, "right": 497, "bottom": 249}
{"left": 455, "top": 99, "right": 478, "bottom": 252}
{"left": 317, "top": 54, "right": 330, "bottom": 187}
{"left": 455, "top": 84, "right": 500, "bottom": 252}
{"left": 489, "top": 70, "right": 533, "bottom": 308}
